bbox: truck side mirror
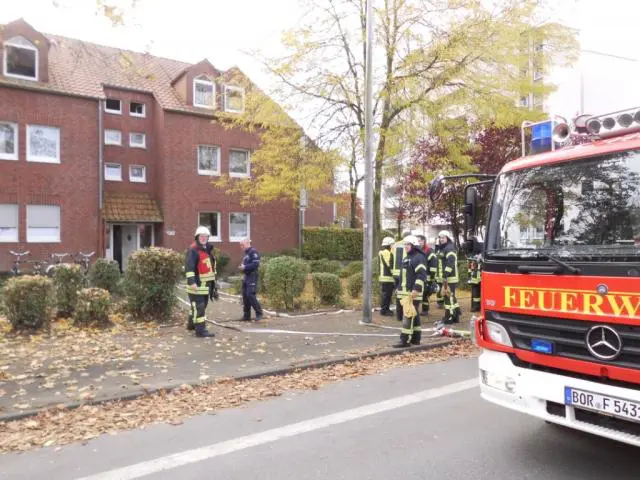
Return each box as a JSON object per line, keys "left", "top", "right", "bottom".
{"left": 428, "top": 175, "right": 445, "bottom": 202}
{"left": 465, "top": 237, "right": 484, "bottom": 255}
{"left": 463, "top": 186, "right": 478, "bottom": 236}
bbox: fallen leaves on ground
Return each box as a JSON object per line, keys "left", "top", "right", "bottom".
{"left": 0, "top": 340, "right": 479, "bottom": 454}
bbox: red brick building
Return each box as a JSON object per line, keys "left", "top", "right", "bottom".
{"left": 0, "top": 19, "right": 334, "bottom": 272}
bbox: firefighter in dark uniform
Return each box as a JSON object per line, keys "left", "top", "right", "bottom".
{"left": 378, "top": 236, "right": 395, "bottom": 316}
{"left": 416, "top": 235, "right": 437, "bottom": 316}
{"left": 393, "top": 235, "right": 427, "bottom": 348}
{"left": 468, "top": 255, "right": 482, "bottom": 312}
{"left": 439, "top": 230, "right": 461, "bottom": 324}
{"left": 185, "top": 226, "right": 217, "bottom": 338}
{"left": 391, "top": 235, "right": 408, "bottom": 321}
{"left": 239, "top": 239, "right": 264, "bottom": 321}
{"left": 434, "top": 237, "right": 445, "bottom": 309}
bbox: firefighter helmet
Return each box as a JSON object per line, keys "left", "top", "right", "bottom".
{"left": 195, "top": 226, "right": 211, "bottom": 237}
{"left": 381, "top": 236, "right": 395, "bottom": 247}
{"left": 403, "top": 235, "right": 420, "bottom": 247}
{"left": 438, "top": 230, "right": 452, "bottom": 240}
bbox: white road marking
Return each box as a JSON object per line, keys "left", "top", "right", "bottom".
{"left": 76, "top": 378, "right": 478, "bottom": 480}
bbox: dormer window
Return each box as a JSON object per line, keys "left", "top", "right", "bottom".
{"left": 193, "top": 76, "right": 215, "bottom": 109}
{"left": 3, "top": 36, "right": 38, "bottom": 81}
{"left": 224, "top": 86, "right": 245, "bottom": 113}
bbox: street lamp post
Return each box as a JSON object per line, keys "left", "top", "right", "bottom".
{"left": 361, "top": 0, "right": 374, "bottom": 324}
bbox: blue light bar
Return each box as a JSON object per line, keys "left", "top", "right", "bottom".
{"left": 530, "top": 121, "right": 553, "bottom": 154}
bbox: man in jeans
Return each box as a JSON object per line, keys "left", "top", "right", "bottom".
{"left": 239, "top": 239, "right": 264, "bottom": 321}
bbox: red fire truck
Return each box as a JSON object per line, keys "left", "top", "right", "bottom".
{"left": 429, "top": 107, "right": 640, "bottom": 446}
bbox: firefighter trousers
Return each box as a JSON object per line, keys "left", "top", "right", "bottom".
{"left": 443, "top": 284, "right": 461, "bottom": 323}
{"left": 399, "top": 299, "right": 422, "bottom": 345}
{"left": 471, "top": 284, "right": 481, "bottom": 312}
{"left": 380, "top": 282, "right": 394, "bottom": 313}
{"left": 436, "top": 282, "right": 444, "bottom": 308}
{"left": 187, "top": 293, "right": 208, "bottom": 328}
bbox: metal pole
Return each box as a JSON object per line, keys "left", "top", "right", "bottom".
{"left": 361, "top": 0, "right": 374, "bottom": 324}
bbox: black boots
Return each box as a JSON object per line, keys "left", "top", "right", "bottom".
{"left": 195, "top": 323, "right": 215, "bottom": 338}
{"left": 393, "top": 333, "right": 411, "bottom": 348}
{"left": 411, "top": 330, "right": 421, "bottom": 345}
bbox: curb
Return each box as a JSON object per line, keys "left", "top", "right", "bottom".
{"left": 0, "top": 338, "right": 457, "bottom": 423}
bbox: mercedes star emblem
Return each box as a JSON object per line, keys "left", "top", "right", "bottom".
{"left": 596, "top": 284, "right": 608, "bottom": 296}
{"left": 586, "top": 325, "right": 623, "bottom": 360}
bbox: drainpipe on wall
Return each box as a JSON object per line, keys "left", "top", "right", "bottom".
{"left": 98, "top": 99, "right": 104, "bottom": 257}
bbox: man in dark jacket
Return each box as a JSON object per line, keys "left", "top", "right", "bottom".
{"left": 416, "top": 235, "right": 437, "bottom": 316}
{"left": 185, "top": 226, "right": 217, "bottom": 338}
{"left": 393, "top": 235, "right": 427, "bottom": 348}
{"left": 239, "top": 239, "right": 264, "bottom": 321}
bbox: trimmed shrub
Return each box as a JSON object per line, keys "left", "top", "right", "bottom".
{"left": 309, "top": 259, "right": 343, "bottom": 275}
{"left": 311, "top": 273, "right": 342, "bottom": 304}
{"left": 302, "top": 227, "right": 362, "bottom": 260}
{"left": 74, "top": 288, "right": 111, "bottom": 327}
{"left": 347, "top": 272, "right": 363, "bottom": 298}
{"left": 264, "top": 256, "right": 309, "bottom": 310}
{"left": 53, "top": 264, "right": 87, "bottom": 317}
{"left": 229, "top": 277, "right": 243, "bottom": 295}
{"left": 339, "top": 260, "right": 364, "bottom": 278}
{"left": 124, "top": 247, "right": 183, "bottom": 322}
{"left": 89, "top": 259, "right": 121, "bottom": 294}
{"left": 2, "top": 276, "right": 54, "bottom": 331}
{"left": 257, "top": 257, "right": 274, "bottom": 294}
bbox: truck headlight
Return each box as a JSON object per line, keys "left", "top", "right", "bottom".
{"left": 486, "top": 321, "right": 512, "bottom": 347}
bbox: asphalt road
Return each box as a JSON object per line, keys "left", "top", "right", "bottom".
{"left": 3, "top": 356, "right": 640, "bottom": 480}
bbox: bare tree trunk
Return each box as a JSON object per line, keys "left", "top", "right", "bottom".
{"left": 350, "top": 189, "right": 358, "bottom": 228}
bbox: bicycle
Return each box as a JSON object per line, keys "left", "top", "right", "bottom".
{"left": 46, "top": 252, "right": 70, "bottom": 276}
{"left": 9, "top": 250, "right": 30, "bottom": 276}
{"left": 74, "top": 251, "right": 95, "bottom": 274}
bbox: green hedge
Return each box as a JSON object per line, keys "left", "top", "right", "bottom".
{"left": 3, "top": 276, "right": 54, "bottom": 331}
{"left": 264, "top": 256, "right": 309, "bottom": 310}
{"left": 309, "top": 259, "right": 343, "bottom": 275}
{"left": 302, "top": 227, "right": 362, "bottom": 261}
{"left": 311, "top": 273, "right": 342, "bottom": 304}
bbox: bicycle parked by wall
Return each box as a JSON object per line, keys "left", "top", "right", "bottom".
{"left": 46, "top": 252, "right": 70, "bottom": 277}
{"left": 10, "top": 250, "right": 30, "bottom": 276}
{"left": 74, "top": 251, "right": 95, "bottom": 274}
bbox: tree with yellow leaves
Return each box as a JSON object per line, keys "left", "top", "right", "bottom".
{"left": 253, "top": 0, "right": 578, "bottom": 235}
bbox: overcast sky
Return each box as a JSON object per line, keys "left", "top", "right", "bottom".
{"left": 2, "top": 0, "right": 639, "bottom": 121}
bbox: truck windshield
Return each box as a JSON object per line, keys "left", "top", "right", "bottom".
{"left": 486, "top": 148, "right": 640, "bottom": 260}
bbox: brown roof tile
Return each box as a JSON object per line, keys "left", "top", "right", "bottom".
{"left": 103, "top": 192, "right": 163, "bottom": 223}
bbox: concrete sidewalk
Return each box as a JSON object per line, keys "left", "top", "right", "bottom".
{"left": 0, "top": 294, "right": 470, "bottom": 421}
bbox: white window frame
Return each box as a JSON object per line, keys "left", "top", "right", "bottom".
{"left": 104, "top": 98, "right": 122, "bottom": 115}
{"left": 198, "top": 211, "right": 222, "bottom": 243}
{"left": 26, "top": 205, "right": 61, "bottom": 243}
{"left": 0, "top": 121, "right": 18, "bottom": 161}
{"left": 104, "top": 129, "right": 122, "bottom": 146}
{"left": 229, "top": 148, "right": 251, "bottom": 178}
{"left": 129, "top": 101, "right": 146, "bottom": 118}
{"left": 3, "top": 36, "right": 38, "bottom": 81}
{"left": 129, "top": 132, "right": 147, "bottom": 149}
{"left": 224, "top": 85, "right": 245, "bottom": 113}
{"left": 229, "top": 212, "right": 250, "bottom": 242}
{"left": 26, "top": 125, "right": 60, "bottom": 164}
{"left": 0, "top": 204, "right": 19, "bottom": 243}
{"left": 193, "top": 77, "right": 215, "bottom": 109}
{"left": 197, "top": 145, "right": 221, "bottom": 176}
{"left": 129, "top": 164, "right": 147, "bottom": 183}
{"left": 105, "top": 163, "right": 122, "bottom": 181}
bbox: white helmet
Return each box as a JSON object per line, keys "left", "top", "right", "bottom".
{"left": 403, "top": 235, "right": 420, "bottom": 247}
{"left": 438, "top": 230, "right": 452, "bottom": 240}
{"left": 381, "top": 236, "right": 394, "bottom": 247}
{"left": 195, "top": 226, "right": 211, "bottom": 237}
